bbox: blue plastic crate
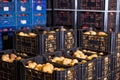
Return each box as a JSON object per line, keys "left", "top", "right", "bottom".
{"left": 0, "top": 17, "right": 16, "bottom": 27}
{"left": 0, "top": 0, "right": 16, "bottom": 29}
{"left": 16, "top": 12, "right": 32, "bottom": 30}
{"left": 16, "top": 0, "right": 32, "bottom": 30}
{"left": 32, "top": 0, "right": 46, "bottom": 27}
{"left": 0, "top": 0, "right": 46, "bottom": 30}
{"left": 16, "top": 0, "right": 32, "bottom": 12}
{"left": 32, "top": 11, "right": 46, "bottom": 26}
{"left": 33, "top": 4, "right": 46, "bottom": 12}
{"left": 0, "top": 0, "right": 16, "bottom": 12}
{"left": 0, "top": 0, "right": 16, "bottom": 30}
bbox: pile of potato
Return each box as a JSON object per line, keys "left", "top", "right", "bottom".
{"left": 17, "top": 52, "right": 28, "bottom": 57}
{"left": 45, "top": 33, "right": 56, "bottom": 52}
{"left": 65, "top": 32, "right": 74, "bottom": 49}
{"left": 26, "top": 61, "right": 65, "bottom": 74}
{"left": 18, "top": 32, "right": 37, "bottom": 37}
{"left": 51, "top": 57, "right": 79, "bottom": 66}
{"left": 2, "top": 53, "right": 22, "bottom": 63}
{"left": 73, "top": 50, "right": 100, "bottom": 60}
{"left": 84, "top": 31, "right": 107, "bottom": 36}
{"left": 73, "top": 50, "right": 87, "bottom": 59}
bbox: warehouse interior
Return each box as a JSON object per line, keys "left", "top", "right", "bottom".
{"left": 0, "top": 0, "right": 120, "bottom": 80}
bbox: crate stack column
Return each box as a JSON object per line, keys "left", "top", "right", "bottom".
{"left": 32, "top": 0, "right": 46, "bottom": 28}
{"left": 0, "top": 0, "right": 15, "bottom": 50}
{"left": 16, "top": 0, "right": 32, "bottom": 30}
{"left": 0, "top": 0, "right": 16, "bottom": 30}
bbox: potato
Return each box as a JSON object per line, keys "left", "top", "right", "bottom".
{"left": 43, "top": 31, "right": 47, "bottom": 34}
{"left": 52, "top": 57, "right": 61, "bottom": 62}
{"left": 63, "top": 58, "right": 72, "bottom": 65}
{"left": 67, "top": 32, "right": 72, "bottom": 36}
{"left": 22, "top": 53, "right": 28, "bottom": 57}
{"left": 87, "top": 50, "right": 97, "bottom": 54}
{"left": 34, "top": 67, "right": 39, "bottom": 71}
{"left": 61, "top": 28, "right": 66, "bottom": 31}
{"left": 74, "top": 50, "right": 82, "bottom": 56}
{"left": 76, "top": 50, "right": 83, "bottom": 54}
{"left": 27, "top": 60, "right": 33, "bottom": 64}
{"left": 25, "top": 66, "right": 29, "bottom": 68}
{"left": 35, "top": 64, "right": 43, "bottom": 71}
{"left": 88, "top": 63, "right": 93, "bottom": 67}
{"left": 70, "top": 62, "right": 75, "bottom": 66}
{"left": 26, "top": 61, "right": 67, "bottom": 74}
{"left": 80, "top": 60, "right": 87, "bottom": 64}
{"left": 16, "top": 56, "right": 22, "bottom": 61}
{"left": 46, "top": 63, "right": 54, "bottom": 70}
{"left": 79, "top": 54, "right": 87, "bottom": 59}
{"left": 29, "top": 33, "right": 37, "bottom": 37}
{"left": 7, "top": 59, "right": 14, "bottom": 63}
{"left": 10, "top": 54, "right": 17, "bottom": 61}
{"left": 90, "top": 31, "right": 97, "bottom": 35}
{"left": 2, "top": 54, "right": 10, "bottom": 62}
{"left": 84, "top": 32, "right": 90, "bottom": 35}
{"left": 56, "top": 29, "right": 59, "bottom": 31}
{"left": 117, "top": 53, "right": 120, "bottom": 57}
{"left": 18, "top": 32, "right": 24, "bottom": 36}
{"left": 91, "top": 54, "right": 98, "bottom": 58}
{"left": 48, "top": 48, "right": 54, "bottom": 52}
{"left": 73, "top": 53, "right": 81, "bottom": 58}
{"left": 49, "top": 31, "right": 55, "bottom": 33}
{"left": 70, "top": 59, "right": 78, "bottom": 66}
{"left": 81, "top": 55, "right": 87, "bottom": 59}
{"left": 99, "top": 52, "right": 104, "bottom": 56}
{"left": 86, "top": 56, "right": 93, "bottom": 60}
{"left": 72, "top": 59, "right": 78, "bottom": 64}
{"left": 104, "top": 57, "right": 108, "bottom": 62}
{"left": 60, "top": 57, "right": 65, "bottom": 61}
{"left": 73, "top": 50, "right": 87, "bottom": 59}
{"left": 54, "top": 68, "right": 65, "bottom": 71}
{"left": 118, "top": 34, "right": 120, "bottom": 37}
{"left": 24, "top": 33, "right": 29, "bottom": 37}
{"left": 82, "top": 49, "right": 87, "bottom": 52}
{"left": 73, "top": 51, "right": 78, "bottom": 56}
{"left": 98, "top": 32, "right": 107, "bottom": 36}
{"left": 42, "top": 65, "right": 53, "bottom": 74}
{"left": 28, "top": 62, "right": 37, "bottom": 69}
{"left": 51, "top": 59, "right": 56, "bottom": 62}
{"left": 67, "top": 70, "right": 72, "bottom": 74}
{"left": 48, "top": 35, "right": 54, "bottom": 40}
